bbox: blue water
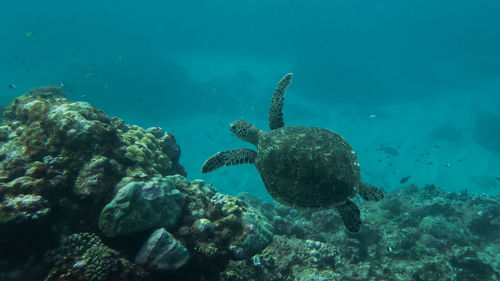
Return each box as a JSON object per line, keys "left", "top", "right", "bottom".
{"left": 1, "top": 0, "right": 500, "bottom": 200}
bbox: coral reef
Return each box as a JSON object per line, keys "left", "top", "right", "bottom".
{"left": 0, "top": 193, "right": 49, "bottom": 223}
{"left": 1, "top": 88, "right": 499, "bottom": 281}
{"left": 164, "top": 175, "right": 274, "bottom": 278}
{"left": 0, "top": 88, "right": 186, "bottom": 280}
{"left": 223, "top": 184, "right": 500, "bottom": 280}
{"left": 45, "top": 232, "right": 147, "bottom": 281}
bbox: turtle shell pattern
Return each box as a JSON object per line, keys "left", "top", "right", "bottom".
{"left": 255, "top": 125, "right": 361, "bottom": 209}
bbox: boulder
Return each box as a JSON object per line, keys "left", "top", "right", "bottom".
{"left": 135, "top": 228, "right": 190, "bottom": 271}
{"left": 99, "top": 177, "right": 184, "bottom": 237}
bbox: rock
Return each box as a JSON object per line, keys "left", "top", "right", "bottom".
{"left": 193, "top": 218, "right": 214, "bottom": 234}
{"left": 73, "top": 155, "right": 122, "bottom": 200}
{"left": 0, "top": 194, "right": 49, "bottom": 223}
{"left": 418, "top": 215, "right": 469, "bottom": 243}
{"left": 228, "top": 208, "right": 274, "bottom": 260}
{"left": 99, "top": 177, "right": 185, "bottom": 237}
{"left": 135, "top": 228, "right": 190, "bottom": 271}
{"left": 207, "top": 194, "right": 274, "bottom": 260}
{"left": 47, "top": 101, "right": 118, "bottom": 149}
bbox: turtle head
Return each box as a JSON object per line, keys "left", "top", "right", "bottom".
{"left": 230, "top": 120, "right": 261, "bottom": 146}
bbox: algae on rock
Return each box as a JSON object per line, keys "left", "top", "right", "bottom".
{"left": 0, "top": 87, "right": 186, "bottom": 279}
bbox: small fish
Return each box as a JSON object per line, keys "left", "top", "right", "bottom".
{"left": 377, "top": 145, "right": 399, "bottom": 156}
{"left": 26, "top": 31, "right": 33, "bottom": 37}
{"left": 8, "top": 84, "right": 16, "bottom": 89}
{"left": 400, "top": 176, "right": 411, "bottom": 184}
{"left": 428, "top": 162, "right": 434, "bottom": 165}
{"left": 433, "top": 144, "right": 440, "bottom": 149}
{"left": 496, "top": 177, "right": 500, "bottom": 181}
{"left": 445, "top": 163, "right": 450, "bottom": 167}
{"left": 369, "top": 114, "right": 377, "bottom": 118}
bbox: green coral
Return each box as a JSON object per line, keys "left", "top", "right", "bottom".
{"left": 0, "top": 193, "right": 49, "bottom": 223}
{"left": 46, "top": 232, "right": 118, "bottom": 281}
{"left": 117, "top": 125, "right": 177, "bottom": 178}
{"left": 83, "top": 245, "right": 118, "bottom": 281}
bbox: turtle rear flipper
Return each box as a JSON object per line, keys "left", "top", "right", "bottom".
{"left": 336, "top": 200, "right": 361, "bottom": 232}
{"left": 201, "top": 149, "right": 257, "bottom": 173}
{"left": 269, "top": 73, "right": 293, "bottom": 130}
{"left": 359, "top": 182, "right": 385, "bottom": 201}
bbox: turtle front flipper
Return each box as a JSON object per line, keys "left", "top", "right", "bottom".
{"left": 269, "top": 73, "right": 293, "bottom": 130}
{"left": 335, "top": 200, "right": 361, "bottom": 232}
{"left": 201, "top": 149, "right": 257, "bottom": 173}
{"left": 359, "top": 182, "right": 385, "bottom": 201}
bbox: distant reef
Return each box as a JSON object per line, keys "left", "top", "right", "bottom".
{"left": 0, "top": 87, "right": 499, "bottom": 281}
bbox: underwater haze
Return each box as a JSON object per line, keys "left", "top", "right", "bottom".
{"left": 1, "top": 0, "right": 500, "bottom": 200}
{"left": 3, "top": 1, "right": 500, "bottom": 281}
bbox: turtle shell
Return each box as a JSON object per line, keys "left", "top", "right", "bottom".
{"left": 255, "top": 126, "right": 361, "bottom": 209}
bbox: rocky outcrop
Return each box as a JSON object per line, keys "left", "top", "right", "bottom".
{"left": 99, "top": 177, "right": 185, "bottom": 237}
{"left": 223, "top": 184, "right": 500, "bottom": 280}
{"left": 0, "top": 87, "right": 186, "bottom": 280}
{"left": 2, "top": 87, "right": 499, "bottom": 281}
{"left": 135, "top": 228, "right": 190, "bottom": 271}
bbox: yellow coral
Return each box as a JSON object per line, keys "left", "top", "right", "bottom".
{"left": 124, "top": 144, "right": 147, "bottom": 164}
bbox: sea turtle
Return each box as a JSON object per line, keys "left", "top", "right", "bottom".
{"left": 201, "top": 73, "right": 384, "bottom": 232}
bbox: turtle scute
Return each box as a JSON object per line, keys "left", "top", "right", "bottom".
{"left": 254, "top": 126, "right": 361, "bottom": 209}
